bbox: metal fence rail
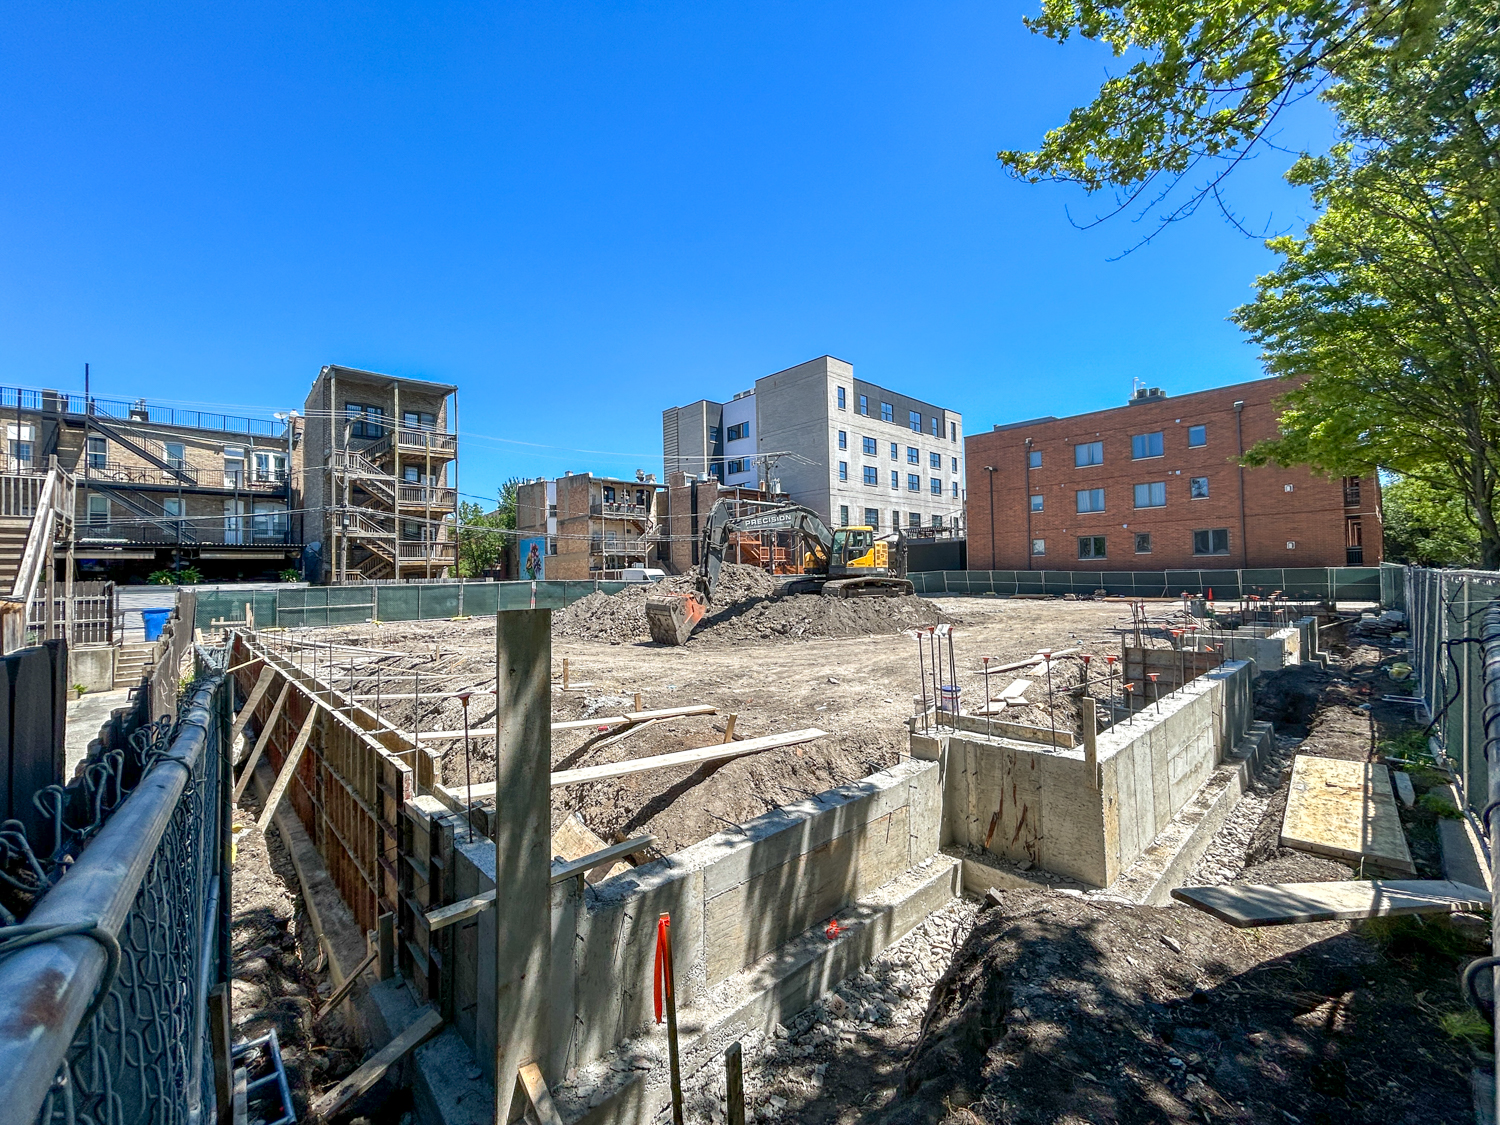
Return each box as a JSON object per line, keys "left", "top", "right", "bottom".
{"left": 910, "top": 567, "right": 1382, "bottom": 602}
{"left": 0, "top": 670, "right": 231, "bottom": 1125}
{"left": 193, "top": 578, "right": 631, "bottom": 631}
{"left": 1402, "top": 567, "right": 1500, "bottom": 811}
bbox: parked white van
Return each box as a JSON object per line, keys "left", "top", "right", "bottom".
{"left": 620, "top": 567, "right": 667, "bottom": 584}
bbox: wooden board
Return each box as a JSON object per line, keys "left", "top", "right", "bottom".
{"left": 232, "top": 681, "right": 291, "bottom": 803}
{"left": 308, "top": 1007, "right": 444, "bottom": 1119}
{"left": 444, "top": 728, "right": 827, "bottom": 798}
{"left": 1280, "top": 754, "right": 1416, "bottom": 875}
{"left": 551, "top": 812, "right": 630, "bottom": 882}
{"left": 229, "top": 666, "right": 275, "bottom": 744}
{"left": 519, "top": 1062, "right": 566, "bottom": 1125}
{"left": 1172, "top": 879, "right": 1488, "bottom": 928}
{"left": 416, "top": 704, "right": 717, "bottom": 740}
{"left": 255, "top": 709, "right": 317, "bottom": 834}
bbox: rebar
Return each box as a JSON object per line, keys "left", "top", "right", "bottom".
{"left": 917, "top": 631, "right": 930, "bottom": 734}
{"left": 1042, "top": 649, "right": 1056, "bottom": 745}
{"left": 945, "top": 627, "right": 958, "bottom": 727}
{"left": 458, "top": 692, "right": 475, "bottom": 842}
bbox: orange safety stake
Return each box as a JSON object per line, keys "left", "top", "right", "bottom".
{"left": 653, "top": 915, "right": 670, "bottom": 1024}
{"left": 824, "top": 918, "right": 845, "bottom": 941}
{"left": 653, "top": 912, "right": 685, "bottom": 1124}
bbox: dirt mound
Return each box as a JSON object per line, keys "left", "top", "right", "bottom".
{"left": 552, "top": 564, "right": 950, "bottom": 645}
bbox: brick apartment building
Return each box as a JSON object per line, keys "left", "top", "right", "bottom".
{"left": 514, "top": 472, "right": 666, "bottom": 580}
{"left": 964, "top": 377, "right": 1383, "bottom": 571}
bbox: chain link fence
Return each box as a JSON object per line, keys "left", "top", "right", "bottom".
{"left": 1399, "top": 567, "right": 1500, "bottom": 812}
{"left": 0, "top": 661, "right": 231, "bottom": 1125}
{"left": 910, "top": 566, "right": 1382, "bottom": 602}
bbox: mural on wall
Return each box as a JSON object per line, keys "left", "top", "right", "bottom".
{"left": 520, "top": 537, "right": 546, "bottom": 581}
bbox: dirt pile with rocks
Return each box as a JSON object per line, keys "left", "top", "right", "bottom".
{"left": 552, "top": 563, "right": 951, "bottom": 645}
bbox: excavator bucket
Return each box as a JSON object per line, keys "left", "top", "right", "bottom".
{"left": 645, "top": 592, "right": 707, "bottom": 645}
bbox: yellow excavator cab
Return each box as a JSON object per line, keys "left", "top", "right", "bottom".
{"left": 831, "top": 527, "right": 886, "bottom": 570}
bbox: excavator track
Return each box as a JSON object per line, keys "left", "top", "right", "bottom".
{"left": 820, "top": 577, "right": 914, "bottom": 599}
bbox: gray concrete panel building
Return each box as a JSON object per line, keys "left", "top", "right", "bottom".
{"left": 662, "top": 356, "right": 965, "bottom": 533}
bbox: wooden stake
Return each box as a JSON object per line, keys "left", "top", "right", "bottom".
{"left": 309, "top": 1007, "right": 444, "bottom": 1119}
{"left": 313, "top": 947, "right": 377, "bottom": 1022}
{"left": 562, "top": 657, "right": 569, "bottom": 689}
{"left": 660, "top": 912, "right": 684, "bottom": 1125}
{"left": 722, "top": 714, "right": 737, "bottom": 744}
{"left": 634, "top": 692, "right": 642, "bottom": 713}
{"left": 256, "top": 709, "right": 316, "bottom": 833}
{"left": 232, "top": 681, "right": 291, "bottom": 803}
{"left": 726, "top": 1041, "right": 745, "bottom": 1125}
{"left": 208, "top": 984, "right": 233, "bottom": 1122}
{"left": 1080, "top": 695, "right": 1098, "bottom": 789}
{"left": 229, "top": 666, "right": 275, "bottom": 744}
{"left": 519, "top": 1062, "right": 566, "bottom": 1125}
{"left": 376, "top": 911, "right": 395, "bottom": 980}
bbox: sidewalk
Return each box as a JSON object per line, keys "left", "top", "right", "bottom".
{"left": 64, "top": 687, "right": 133, "bottom": 779}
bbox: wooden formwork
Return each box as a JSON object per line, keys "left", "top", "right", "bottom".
{"left": 228, "top": 633, "right": 439, "bottom": 938}
{"left": 398, "top": 796, "right": 461, "bottom": 1016}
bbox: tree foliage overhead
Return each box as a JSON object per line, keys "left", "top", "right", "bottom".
{"left": 1381, "top": 472, "right": 1481, "bottom": 567}
{"left": 998, "top": 0, "right": 1443, "bottom": 226}
{"left": 1234, "top": 8, "right": 1500, "bottom": 565}
{"left": 454, "top": 478, "right": 525, "bottom": 578}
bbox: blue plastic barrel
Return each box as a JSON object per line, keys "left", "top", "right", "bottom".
{"left": 141, "top": 607, "right": 172, "bottom": 641}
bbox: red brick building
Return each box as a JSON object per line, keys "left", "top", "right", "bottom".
{"left": 964, "top": 378, "right": 1382, "bottom": 571}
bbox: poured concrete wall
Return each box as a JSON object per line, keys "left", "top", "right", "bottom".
{"left": 1187, "top": 624, "right": 1300, "bottom": 673}
{"left": 448, "top": 756, "right": 944, "bottom": 1084}
{"left": 935, "top": 659, "right": 1255, "bottom": 887}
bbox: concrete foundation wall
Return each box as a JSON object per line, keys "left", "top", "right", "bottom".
{"left": 1187, "top": 624, "right": 1300, "bottom": 674}
{"left": 449, "top": 757, "right": 943, "bottom": 1084}
{"left": 69, "top": 645, "right": 115, "bottom": 693}
{"left": 935, "top": 660, "right": 1255, "bottom": 887}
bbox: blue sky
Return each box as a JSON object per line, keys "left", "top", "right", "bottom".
{"left": 0, "top": 3, "right": 1330, "bottom": 501}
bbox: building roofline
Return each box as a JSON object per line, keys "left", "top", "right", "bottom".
{"left": 981, "top": 375, "right": 1286, "bottom": 434}
{"left": 318, "top": 364, "right": 458, "bottom": 394}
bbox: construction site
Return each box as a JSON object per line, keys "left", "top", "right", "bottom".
{"left": 191, "top": 563, "right": 1490, "bottom": 1125}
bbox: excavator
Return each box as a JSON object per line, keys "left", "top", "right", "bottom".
{"left": 645, "top": 499, "right": 913, "bottom": 645}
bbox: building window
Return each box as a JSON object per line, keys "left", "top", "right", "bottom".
{"left": 87, "top": 495, "right": 109, "bottom": 526}
{"left": 1031, "top": 538, "right": 1046, "bottom": 556}
{"left": 858, "top": 395, "right": 869, "bottom": 415}
{"left": 1135, "top": 532, "right": 1152, "bottom": 554}
{"left": 1343, "top": 476, "right": 1362, "bottom": 506}
{"left": 4, "top": 423, "right": 34, "bottom": 471}
{"left": 910, "top": 512, "right": 922, "bottom": 528}
{"left": 164, "top": 441, "right": 186, "bottom": 470}
{"left": 1075, "top": 441, "right": 1104, "bottom": 467}
{"left": 1345, "top": 516, "right": 1364, "bottom": 564}
{"left": 837, "top": 387, "right": 846, "bottom": 410}
{"left": 163, "top": 498, "right": 182, "bottom": 522}
{"left": 863, "top": 507, "right": 880, "bottom": 527}
{"left": 862, "top": 436, "right": 877, "bottom": 456}
{"left": 707, "top": 425, "right": 722, "bottom": 444}
{"left": 1076, "top": 488, "right": 1106, "bottom": 513}
{"left": 1028, "top": 449, "right": 1042, "bottom": 469}
{"left": 1193, "top": 528, "right": 1231, "bottom": 555}
{"left": 253, "top": 450, "right": 288, "bottom": 483}
{"left": 951, "top": 456, "right": 958, "bottom": 472}
{"left": 950, "top": 422, "right": 957, "bottom": 442}
{"left": 881, "top": 402, "right": 894, "bottom": 423}
{"left": 952, "top": 481, "right": 959, "bottom": 497}
{"left": 403, "top": 465, "right": 422, "bottom": 483}
{"left": 346, "top": 403, "right": 386, "bottom": 439}
{"left": 909, "top": 410, "right": 921, "bottom": 433}
{"left": 1188, "top": 424, "right": 1207, "bottom": 447}
{"left": 1078, "top": 535, "right": 1107, "bottom": 559}
{"left": 907, "top": 446, "right": 918, "bottom": 464}
{"left": 931, "top": 417, "right": 939, "bottom": 436}
{"left": 907, "top": 474, "right": 920, "bottom": 492}
{"left": 928, "top": 451, "right": 940, "bottom": 469}
{"left": 1030, "top": 494, "right": 1044, "bottom": 512}
{"left": 890, "top": 442, "right": 898, "bottom": 460}
{"left": 86, "top": 436, "right": 108, "bottom": 471}
{"left": 726, "top": 422, "right": 749, "bottom": 442}
{"left": 891, "top": 470, "right": 899, "bottom": 489}
{"left": 930, "top": 478, "right": 941, "bottom": 495}
{"left": 402, "top": 409, "right": 436, "bottom": 430}
{"left": 1190, "top": 476, "right": 1209, "bottom": 499}
{"left": 838, "top": 461, "right": 848, "bottom": 481}
{"left": 838, "top": 431, "right": 846, "bottom": 450}
{"left": 1131, "top": 432, "right": 1164, "bottom": 459}
{"left": 708, "top": 462, "right": 724, "bottom": 480}
{"left": 931, "top": 514, "right": 943, "bottom": 528}
{"left": 892, "top": 509, "right": 902, "bottom": 530}
{"left": 602, "top": 485, "right": 616, "bottom": 503}
{"left": 726, "top": 459, "right": 747, "bottom": 474}
{"left": 253, "top": 500, "right": 288, "bottom": 539}
{"left": 863, "top": 466, "right": 878, "bottom": 486}
{"left": 840, "top": 505, "right": 849, "bottom": 525}
{"left": 1133, "top": 481, "right": 1166, "bottom": 508}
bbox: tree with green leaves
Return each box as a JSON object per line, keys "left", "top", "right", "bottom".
{"left": 454, "top": 477, "right": 528, "bottom": 578}
{"left": 1381, "top": 472, "right": 1482, "bottom": 566}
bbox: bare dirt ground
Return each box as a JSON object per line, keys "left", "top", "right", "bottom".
{"left": 301, "top": 589, "right": 1137, "bottom": 855}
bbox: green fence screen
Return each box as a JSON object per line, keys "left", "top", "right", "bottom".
{"left": 907, "top": 567, "right": 1381, "bottom": 601}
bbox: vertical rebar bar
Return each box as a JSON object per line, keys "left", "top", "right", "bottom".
{"left": 927, "top": 627, "right": 941, "bottom": 729}
{"left": 1042, "top": 649, "right": 1056, "bottom": 745}
{"left": 459, "top": 692, "right": 474, "bottom": 842}
{"left": 946, "top": 627, "right": 958, "bottom": 728}
{"left": 917, "top": 631, "right": 930, "bottom": 733}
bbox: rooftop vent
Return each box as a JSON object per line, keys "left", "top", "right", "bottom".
{"left": 1129, "top": 386, "right": 1167, "bottom": 405}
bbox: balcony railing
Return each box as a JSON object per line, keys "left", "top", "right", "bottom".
{"left": 363, "top": 427, "right": 458, "bottom": 461}
{"left": 77, "top": 520, "right": 298, "bottom": 548}
{"left": 0, "top": 472, "right": 44, "bottom": 518}
{"left": 84, "top": 462, "right": 290, "bottom": 491}
{"left": 398, "top": 540, "right": 456, "bottom": 561}
{"left": 397, "top": 484, "right": 457, "bottom": 509}
{"left": 0, "top": 385, "right": 289, "bottom": 438}
{"left": 589, "top": 502, "right": 651, "bottom": 519}
{"left": 1343, "top": 479, "right": 1362, "bottom": 507}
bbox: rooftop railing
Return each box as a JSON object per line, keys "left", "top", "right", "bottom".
{"left": 0, "top": 385, "right": 289, "bottom": 439}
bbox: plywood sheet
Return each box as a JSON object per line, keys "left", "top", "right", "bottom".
{"left": 550, "top": 812, "right": 630, "bottom": 882}
{"left": 1172, "top": 879, "right": 1486, "bottom": 927}
{"left": 1281, "top": 755, "right": 1415, "bottom": 875}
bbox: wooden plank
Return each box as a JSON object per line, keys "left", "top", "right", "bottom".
{"left": 417, "top": 704, "right": 719, "bottom": 741}
{"left": 232, "top": 680, "right": 291, "bottom": 803}
{"left": 552, "top": 729, "right": 825, "bottom": 787}
{"left": 308, "top": 1007, "right": 445, "bottom": 1120}
{"left": 313, "top": 947, "right": 378, "bottom": 1022}
{"left": 1171, "top": 879, "right": 1489, "bottom": 928}
{"left": 425, "top": 889, "right": 495, "bottom": 932}
{"left": 1280, "top": 754, "right": 1415, "bottom": 875}
{"left": 548, "top": 834, "right": 655, "bottom": 884}
{"left": 998, "top": 679, "right": 1031, "bottom": 701}
{"left": 255, "top": 709, "right": 317, "bottom": 834}
{"left": 519, "top": 1062, "right": 566, "bottom": 1125}
{"left": 229, "top": 666, "right": 275, "bottom": 743}
{"left": 552, "top": 812, "right": 631, "bottom": 882}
